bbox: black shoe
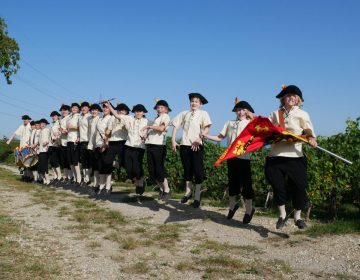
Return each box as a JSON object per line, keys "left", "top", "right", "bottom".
{"left": 180, "top": 194, "right": 192, "bottom": 204}
{"left": 162, "top": 191, "right": 171, "bottom": 201}
{"left": 192, "top": 200, "right": 201, "bottom": 208}
{"left": 135, "top": 186, "right": 145, "bottom": 195}
{"left": 227, "top": 203, "right": 240, "bottom": 220}
{"left": 276, "top": 217, "right": 286, "bottom": 230}
{"left": 295, "top": 219, "right": 307, "bottom": 229}
{"left": 243, "top": 208, "right": 255, "bottom": 224}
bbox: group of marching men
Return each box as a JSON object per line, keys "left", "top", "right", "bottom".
{"left": 7, "top": 85, "right": 318, "bottom": 229}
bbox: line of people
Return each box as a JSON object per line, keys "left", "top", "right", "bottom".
{"left": 6, "top": 85, "right": 317, "bottom": 229}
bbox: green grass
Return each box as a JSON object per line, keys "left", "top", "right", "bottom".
{"left": 197, "top": 238, "right": 262, "bottom": 255}
{"left": 299, "top": 219, "right": 360, "bottom": 237}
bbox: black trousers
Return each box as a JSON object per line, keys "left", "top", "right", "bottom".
{"left": 265, "top": 156, "right": 308, "bottom": 210}
{"left": 124, "top": 146, "right": 145, "bottom": 180}
{"left": 48, "top": 146, "right": 61, "bottom": 168}
{"left": 104, "top": 140, "right": 126, "bottom": 169}
{"left": 91, "top": 148, "right": 100, "bottom": 172}
{"left": 146, "top": 144, "right": 167, "bottom": 183}
{"left": 37, "top": 152, "right": 49, "bottom": 174}
{"left": 227, "top": 158, "right": 254, "bottom": 199}
{"left": 180, "top": 145, "right": 205, "bottom": 184}
{"left": 80, "top": 142, "right": 91, "bottom": 169}
{"left": 67, "top": 142, "right": 80, "bottom": 165}
{"left": 59, "top": 145, "right": 70, "bottom": 169}
{"left": 93, "top": 147, "right": 113, "bottom": 175}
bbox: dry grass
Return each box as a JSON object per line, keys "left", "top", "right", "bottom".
{"left": 122, "top": 261, "right": 150, "bottom": 274}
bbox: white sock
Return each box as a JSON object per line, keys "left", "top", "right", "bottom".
{"left": 185, "top": 181, "right": 192, "bottom": 197}
{"left": 93, "top": 171, "right": 99, "bottom": 187}
{"left": 162, "top": 178, "right": 170, "bottom": 193}
{"left": 278, "top": 205, "right": 286, "bottom": 219}
{"left": 229, "top": 195, "right": 237, "bottom": 210}
{"left": 63, "top": 168, "right": 68, "bottom": 179}
{"left": 294, "top": 209, "right": 301, "bottom": 221}
{"left": 70, "top": 165, "right": 76, "bottom": 180}
{"left": 74, "top": 164, "right": 82, "bottom": 183}
{"left": 194, "top": 184, "right": 201, "bottom": 201}
{"left": 84, "top": 169, "right": 89, "bottom": 182}
{"left": 138, "top": 177, "right": 144, "bottom": 187}
{"left": 105, "top": 174, "right": 112, "bottom": 190}
{"left": 33, "top": 171, "right": 38, "bottom": 181}
{"left": 55, "top": 167, "right": 62, "bottom": 179}
{"left": 44, "top": 173, "right": 50, "bottom": 184}
{"left": 99, "top": 174, "right": 106, "bottom": 190}
{"left": 245, "top": 199, "right": 253, "bottom": 215}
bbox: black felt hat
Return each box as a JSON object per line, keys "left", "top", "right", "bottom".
{"left": 116, "top": 103, "right": 130, "bottom": 113}
{"left": 22, "top": 115, "right": 32, "bottom": 120}
{"left": 276, "top": 85, "right": 304, "bottom": 101}
{"left": 232, "top": 100, "right": 255, "bottom": 113}
{"left": 30, "top": 121, "right": 35, "bottom": 126}
{"left": 132, "top": 104, "right": 148, "bottom": 113}
{"left": 39, "top": 118, "right": 49, "bottom": 125}
{"left": 59, "top": 104, "right": 70, "bottom": 111}
{"left": 90, "top": 103, "right": 103, "bottom": 112}
{"left": 50, "top": 111, "right": 61, "bottom": 117}
{"left": 35, "top": 120, "right": 41, "bottom": 125}
{"left": 80, "top": 101, "right": 90, "bottom": 108}
{"left": 188, "top": 93, "right": 208, "bottom": 104}
{"left": 71, "top": 102, "right": 81, "bottom": 109}
{"left": 153, "top": 99, "right": 172, "bottom": 111}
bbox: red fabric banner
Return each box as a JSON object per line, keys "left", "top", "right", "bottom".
{"left": 214, "top": 116, "right": 308, "bottom": 167}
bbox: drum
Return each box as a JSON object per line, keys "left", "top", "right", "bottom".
{"left": 14, "top": 147, "right": 38, "bottom": 168}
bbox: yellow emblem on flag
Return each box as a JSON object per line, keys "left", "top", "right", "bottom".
{"left": 255, "top": 124, "right": 269, "bottom": 133}
{"left": 233, "top": 140, "right": 246, "bottom": 156}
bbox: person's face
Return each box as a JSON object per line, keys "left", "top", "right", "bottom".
{"left": 71, "top": 106, "right": 80, "bottom": 114}
{"left": 40, "top": 122, "right": 46, "bottom": 129}
{"left": 134, "top": 111, "right": 144, "bottom": 119}
{"left": 81, "top": 106, "right": 89, "bottom": 114}
{"left": 31, "top": 125, "right": 35, "bottom": 130}
{"left": 91, "top": 109, "right": 99, "bottom": 117}
{"left": 35, "top": 124, "right": 41, "bottom": 130}
{"left": 284, "top": 94, "right": 297, "bottom": 107}
{"left": 118, "top": 109, "right": 128, "bottom": 115}
{"left": 51, "top": 115, "right": 59, "bottom": 122}
{"left": 235, "top": 108, "right": 247, "bottom": 118}
{"left": 156, "top": 105, "right": 168, "bottom": 115}
{"left": 103, "top": 106, "right": 110, "bottom": 115}
{"left": 190, "top": 98, "right": 202, "bottom": 110}
{"left": 61, "top": 109, "right": 69, "bottom": 116}
{"left": 23, "top": 119, "right": 29, "bottom": 125}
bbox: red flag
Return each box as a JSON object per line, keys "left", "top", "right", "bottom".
{"left": 214, "top": 116, "right": 308, "bottom": 167}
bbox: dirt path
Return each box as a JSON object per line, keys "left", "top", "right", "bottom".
{"left": 0, "top": 164, "right": 359, "bottom": 280}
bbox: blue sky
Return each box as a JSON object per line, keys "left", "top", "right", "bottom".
{"left": 0, "top": 0, "right": 359, "bottom": 138}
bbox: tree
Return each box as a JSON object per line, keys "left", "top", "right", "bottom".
{"left": 0, "top": 17, "right": 20, "bottom": 84}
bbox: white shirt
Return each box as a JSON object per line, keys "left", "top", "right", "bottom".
{"left": 79, "top": 112, "right": 91, "bottom": 142}
{"left": 13, "top": 123, "right": 32, "bottom": 147}
{"left": 171, "top": 109, "right": 212, "bottom": 146}
{"left": 219, "top": 118, "right": 251, "bottom": 160}
{"left": 38, "top": 127, "right": 50, "bottom": 153}
{"left": 108, "top": 115, "right": 128, "bottom": 141}
{"left": 268, "top": 106, "right": 315, "bottom": 158}
{"left": 67, "top": 113, "right": 80, "bottom": 143}
{"left": 94, "top": 115, "right": 112, "bottom": 148}
{"left": 122, "top": 115, "right": 148, "bottom": 149}
{"left": 49, "top": 121, "right": 61, "bottom": 147}
{"left": 146, "top": 113, "right": 170, "bottom": 145}
{"left": 60, "top": 115, "right": 70, "bottom": 146}
{"left": 87, "top": 115, "right": 100, "bottom": 150}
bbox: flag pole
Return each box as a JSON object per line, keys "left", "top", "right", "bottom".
{"left": 316, "top": 145, "right": 353, "bottom": 165}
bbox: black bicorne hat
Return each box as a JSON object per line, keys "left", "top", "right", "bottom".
{"left": 232, "top": 100, "right": 255, "bottom": 113}
{"left": 188, "top": 93, "right": 208, "bottom": 104}
{"left": 132, "top": 104, "right": 148, "bottom": 113}
{"left": 30, "top": 121, "right": 35, "bottom": 126}
{"left": 39, "top": 118, "right": 49, "bottom": 125}
{"left": 59, "top": 104, "right": 70, "bottom": 111}
{"left": 22, "top": 115, "right": 31, "bottom": 120}
{"left": 116, "top": 103, "right": 130, "bottom": 113}
{"left": 276, "top": 85, "right": 304, "bottom": 101}
{"left": 90, "top": 103, "right": 103, "bottom": 112}
{"left": 34, "top": 120, "right": 41, "bottom": 125}
{"left": 71, "top": 102, "right": 81, "bottom": 109}
{"left": 153, "top": 99, "right": 171, "bottom": 111}
{"left": 50, "top": 111, "right": 61, "bottom": 117}
{"left": 80, "top": 101, "right": 90, "bottom": 108}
